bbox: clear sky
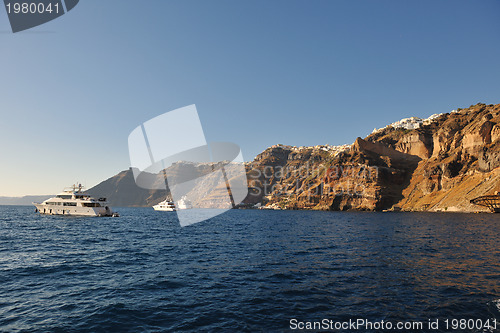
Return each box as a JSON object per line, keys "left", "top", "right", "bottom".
{"left": 1, "top": 0, "right": 500, "bottom": 196}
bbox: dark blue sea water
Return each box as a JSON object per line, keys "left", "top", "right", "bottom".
{"left": 0, "top": 206, "right": 499, "bottom": 332}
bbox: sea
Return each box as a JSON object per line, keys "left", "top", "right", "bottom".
{"left": 0, "top": 205, "right": 498, "bottom": 332}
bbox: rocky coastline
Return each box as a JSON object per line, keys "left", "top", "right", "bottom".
{"left": 243, "top": 103, "right": 500, "bottom": 212}
{"left": 88, "top": 103, "right": 500, "bottom": 213}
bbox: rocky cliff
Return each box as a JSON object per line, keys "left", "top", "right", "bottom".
{"left": 245, "top": 103, "right": 500, "bottom": 212}
{"left": 89, "top": 103, "right": 500, "bottom": 212}
{"left": 244, "top": 140, "right": 420, "bottom": 211}
{"left": 376, "top": 103, "right": 500, "bottom": 212}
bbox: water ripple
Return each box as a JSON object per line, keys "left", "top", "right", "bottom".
{"left": 0, "top": 207, "right": 498, "bottom": 332}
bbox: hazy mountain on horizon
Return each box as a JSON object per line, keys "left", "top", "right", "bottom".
{"left": 0, "top": 195, "right": 53, "bottom": 206}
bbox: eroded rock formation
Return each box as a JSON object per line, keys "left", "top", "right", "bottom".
{"left": 246, "top": 103, "right": 500, "bottom": 212}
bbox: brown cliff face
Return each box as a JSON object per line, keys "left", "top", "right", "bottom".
{"left": 394, "top": 132, "right": 432, "bottom": 159}
{"left": 245, "top": 140, "right": 420, "bottom": 211}
{"left": 247, "top": 103, "right": 500, "bottom": 212}
{"left": 392, "top": 104, "right": 500, "bottom": 212}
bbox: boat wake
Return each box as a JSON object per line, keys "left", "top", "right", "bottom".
{"left": 487, "top": 299, "right": 500, "bottom": 319}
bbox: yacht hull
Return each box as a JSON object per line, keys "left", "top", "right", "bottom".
{"left": 153, "top": 206, "right": 176, "bottom": 212}
{"left": 34, "top": 204, "right": 113, "bottom": 217}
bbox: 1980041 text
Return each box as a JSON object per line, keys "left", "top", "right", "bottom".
{"left": 5, "top": 2, "right": 60, "bottom": 14}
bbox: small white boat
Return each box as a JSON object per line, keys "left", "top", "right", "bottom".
{"left": 153, "top": 199, "right": 176, "bottom": 211}
{"left": 176, "top": 196, "right": 193, "bottom": 210}
{"left": 33, "top": 184, "right": 118, "bottom": 217}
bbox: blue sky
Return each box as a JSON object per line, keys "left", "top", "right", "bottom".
{"left": 1, "top": 0, "right": 500, "bottom": 196}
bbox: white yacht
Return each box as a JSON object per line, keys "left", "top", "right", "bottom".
{"left": 176, "top": 196, "right": 193, "bottom": 210}
{"left": 153, "top": 199, "right": 176, "bottom": 211}
{"left": 33, "top": 184, "right": 118, "bottom": 217}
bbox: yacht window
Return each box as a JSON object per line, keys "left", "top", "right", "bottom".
{"left": 63, "top": 202, "right": 77, "bottom": 206}
{"left": 82, "top": 203, "right": 101, "bottom": 207}
{"left": 57, "top": 195, "right": 72, "bottom": 199}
